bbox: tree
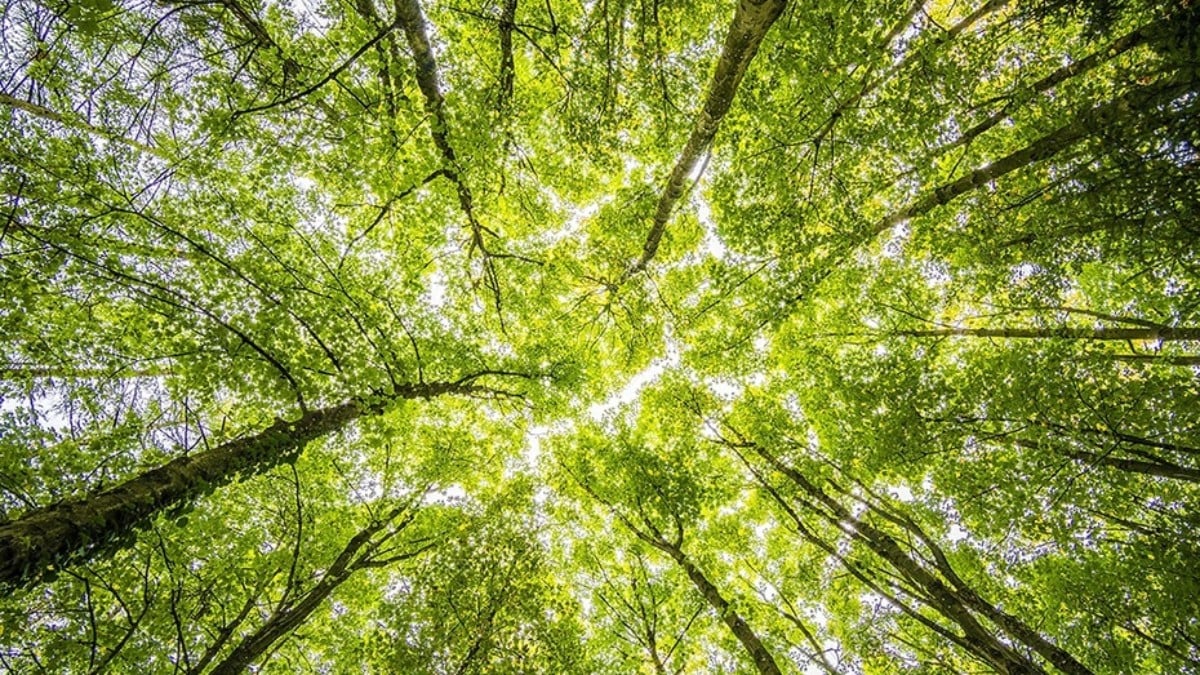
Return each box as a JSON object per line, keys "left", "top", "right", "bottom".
{"left": 2, "top": 0, "right": 1198, "bottom": 671}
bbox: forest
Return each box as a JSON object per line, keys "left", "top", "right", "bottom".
{"left": 0, "top": 0, "right": 1198, "bottom": 671}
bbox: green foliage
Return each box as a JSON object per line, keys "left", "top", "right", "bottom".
{"left": 2, "top": 0, "right": 1199, "bottom": 671}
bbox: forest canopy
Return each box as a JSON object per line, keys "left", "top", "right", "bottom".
{"left": 1, "top": 0, "right": 1198, "bottom": 671}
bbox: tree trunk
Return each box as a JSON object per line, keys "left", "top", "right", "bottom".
{"left": 0, "top": 379, "right": 489, "bottom": 587}
{"left": 0, "top": 403, "right": 359, "bottom": 588}
{"left": 393, "top": 0, "right": 505, "bottom": 308}
{"left": 205, "top": 503, "right": 421, "bottom": 674}
{"left": 739, "top": 448, "right": 1033, "bottom": 674}
{"left": 1015, "top": 439, "right": 1200, "bottom": 484}
{"left": 656, "top": 539, "right": 784, "bottom": 675}
{"left": 808, "top": 0, "right": 1006, "bottom": 151}
{"left": 872, "top": 74, "right": 1193, "bottom": 236}
{"left": 207, "top": 574, "right": 343, "bottom": 674}
{"left": 747, "top": 441, "right": 1092, "bottom": 674}
{"left": 897, "top": 326, "right": 1200, "bottom": 341}
{"left": 939, "top": 15, "right": 1171, "bottom": 157}
{"left": 573, "top": 474, "right": 783, "bottom": 675}
{"left": 496, "top": 0, "right": 519, "bottom": 113}
{"left": 0, "top": 93, "right": 164, "bottom": 159}
{"left": 630, "top": 0, "right": 787, "bottom": 275}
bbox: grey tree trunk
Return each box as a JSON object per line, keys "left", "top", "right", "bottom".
{"left": 0, "top": 378, "right": 493, "bottom": 587}
{"left": 630, "top": 0, "right": 788, "bottom": 275}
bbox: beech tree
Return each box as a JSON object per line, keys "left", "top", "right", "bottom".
{"left": 1, "top": 0, "right": 1198, "bottom": 671}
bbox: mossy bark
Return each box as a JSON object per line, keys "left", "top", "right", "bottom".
{"left": 0, "top": 403, "right": 362, "bottom": 587}
{"left": 0, "top": 378, "right": 489, "bottom": 587}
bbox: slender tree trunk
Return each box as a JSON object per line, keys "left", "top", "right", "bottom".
{"left": 454, "top": 603, "right": 501, "bottom": 675}
{"left": 938, "top": 15, "right": 1172, "bottom": 157}
{"left": 206, "top": 504, "right": 423, "bottom": 674}
{"left": 897, "top": 326, "right": 1200, "bottom": 341}
{"left": 393, "top": 0, "right": 509, "bottom": 312}
{"left": 392, "top": 0, "right": 482, "bottom": 239}
{"left": 572, "top": 474, "right": 783, "bottom": 675}
{"left": 808, "top": 0, "right": 1008, "bottom": 151}
{"left": 654, "top": 538, "right": 783, "bottom": 675}
{"left": 0, "top": 93, "right": 164, "bottom": 159}
{"left": 1015, "top": 439, "right": 1200, "bottom": 484}
{"left": 392, "top": 0, "right": 477, "bottom": 223}
{"left": 731, "top": 444, "right": 1038, "bottom": 673}
{"left": 1032, "top": 420, "right": 1200, "bottom": 457}
{"left": 189, "top": 584, "right": 263, "bottom": 675}
{"left": 648, "top": 633, "right": 670, "bottom": 675}
{"left": 872, "top": 74, "right": 1193, "bottom": 236}
{"left": 0, "top": 379, "right": 489, "bottom": 587}
{"left": 1100, "top": 354, "right": 1200, "bottom": 367}
{"left": 394, "top": 0, "right": 457, "bottom": 162}
{"left": 0, "top": 364, "right": 170, "bottom": 380}
{"left": 496, "top": 0, "right": 519, "bottom": 112}
{"left": 630, "top": 0, "right": 787, "bottom": 275}
{"left": 207, "top": 574, "right": 342, "bottom": 675}
{"left": 746, "top": 441, "right": 1092, "bottom": 674}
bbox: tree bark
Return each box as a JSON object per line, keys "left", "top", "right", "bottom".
{"left": 496, "top": 0, "right": 519, "bottom": 112}
{"left": 746, "top": 441, "right": 1092, "bottom": 674}
{"left": 629, "top": 0, "right": 787, "bottom": 275}
{"left": 206, "top": 504, "right": 424, "bottom": 674}
{"left": 1015, "top": 439, "right": 1200, "bottom": 484}
{"left": 571, "top": 473, "right": 783, "bottom": 675}
{"left": 394, "top": 0, "right": 509, "bottom": 313}
{"left": 0, "top": 93, "right": 165, "bottom": 159}
{"left": 897, "top": 326, "right": 1200, "bottom": 341}
{"left": 939, "top": 16, "right": 1170, "bottom": 157}
{"left": 872, "top": 74, "right": 1193, "bottom": 236}
{"left": 807, "top": 0, "right": 1007, "bottom": 152}
{"left": 0, "top": 379, "right": 493, "bottom": 587}
{"left": 654, "top": 538, "right": 783, "bottom": 675}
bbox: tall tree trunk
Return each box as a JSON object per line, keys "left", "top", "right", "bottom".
{"left": 206, "top": 504, "right": 426, "bottom": 674}
{"left": 654, "top": 538, "right": 783, "bottom": 675}
{"left": 0, "top": 379, "right": 491, "bottom": 587}
{"left": 629, "top": 0, "right": 787, "bottom": 275}
{"left": 0, "top": 93, "right": 165, "bottom": 159}
{"left": 1015, "top": 439, "right": 1200, "bottom": 484}
{"left": 1099, "top": 354, "right": 1200, "bottom": 367}
{"left": 731, "top": 443, "right": 1037, "bottom": 673}
{"left": 739, "top": 446, "right": 1032, "bottom": 672}
{"left": 572, "top": 475, "right": 783, "bottom": 675}
{"left": 745, "top": 441, "right": 1093, "bottom": 674}
{"left": 0, "top": 403, "right": 354, "bottom": 588}
{"left": 896, "top": 326, "right": 1200, "bottom": 341}
{"left": 393, "top": 0, "right": 510, "bottom": 315}
{"left": 808, "top": 0, "right": 1008, "bottom": 152}
{"left": 393, "top": 0, "right": 477, "bottom": 219}
{"left": 872, "top": 73, "right": 1194, "bottom": 236}
{"left": 936, "top": 14, "right": 1173, "bottom": 157}
{"left": 496, "top": 0, "right": 519, "bottom": 113}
